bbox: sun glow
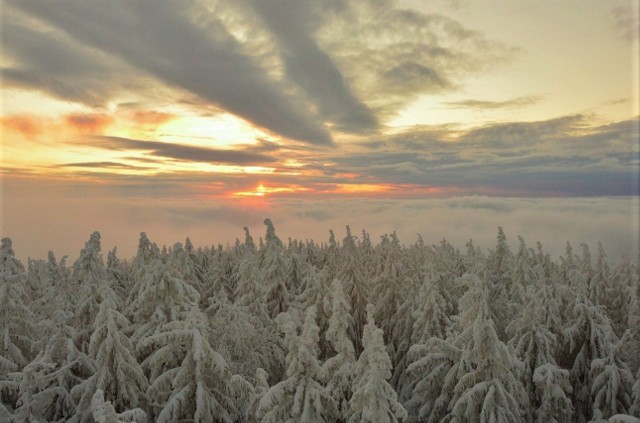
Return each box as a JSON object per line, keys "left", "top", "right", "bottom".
{"left": 232, "top": 183, "right": 308, "bottom": 197}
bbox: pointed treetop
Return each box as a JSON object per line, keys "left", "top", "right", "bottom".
{"left": 244, "top": 226, "right": 256, "bottom": 250}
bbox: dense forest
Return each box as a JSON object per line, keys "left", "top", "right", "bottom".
{"left": 1, "top": 219, "right": 639, "bottom": 422}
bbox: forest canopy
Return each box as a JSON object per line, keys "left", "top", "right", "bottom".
{"left": 1, "top": 221, "right": 639, "bottom": 422}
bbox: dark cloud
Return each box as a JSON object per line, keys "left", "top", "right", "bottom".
{"left": 1, "top": 19, "right": 140, "bottom": 105}
{"left": 325, "top": 116, "right": 639, "bottom": 196}
{"left": 58, "top": 161, "right": 149, "bottom": 170}
{"left": 243, "top": 0, "right": 378, "bottom": 133}
{"left": 445, "top": 96, "right": 542, "bottom": 109}
{"left": 7, "top": 0, "right": 333, "bottom": 145}
{"left": 86, "top": 136, "right": 278, "bottom": 165}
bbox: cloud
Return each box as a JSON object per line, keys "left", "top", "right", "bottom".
{"left": 325, "top": 115, "right": 639, "bottom": 196}
{"left": 58, "top": 161, "right": 150, "bottom": 171}
{"left": 7, "top": 0, "right": 333, "bottom": 145}
{"left": 84, "top": 136, "right": 278, "bottom": 165}
{"left": 445, "top": 96, "right": 542, "bottom": 110}
{"left": 242, "top": 0, "right": 378, "bottom": 133}
{"left": 1, "top": 16, "right": 144, "bottom": 106}
{"left": 611, "top": 5, "right": 639, "bottom": 41}
{"left": 315, "top": 6, "right": 516, "bottom": 118}
{"left": 63, "top": 114, "right": 114, "bottom": 134}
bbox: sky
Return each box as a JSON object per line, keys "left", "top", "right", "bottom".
{"left": 1, "top": 0, "right": 639, "bottom": 261}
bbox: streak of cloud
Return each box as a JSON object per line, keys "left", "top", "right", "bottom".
{"left": 84, "top": 136, "right": 278, "bottom": 165}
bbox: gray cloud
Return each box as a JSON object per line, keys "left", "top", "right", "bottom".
{"left": 86, "top": 136, "right": 277, "bottom": 165}
{"left": 445, "top": 96, "right": 542, "bottom": 110}
{"left": 58, "top": 161, "right": 150, "bottom": 170}
{"left": 325, "top": 115, "right": 639, "bottom": 196}
{"left": 243, "top": 0, "right": 378, "bottom": 133}
{"left": 7, "top": 0, "right": 332, "bottom": 145}
{"left": 1, "top": 18, "right": 141, "bottom": 105}
{"left": 315, "top": 6, "right": 516, "bottom": 117}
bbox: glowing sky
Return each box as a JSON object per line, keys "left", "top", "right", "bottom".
{"left": 1, "top": 0, "right": 639, "bottom": 259}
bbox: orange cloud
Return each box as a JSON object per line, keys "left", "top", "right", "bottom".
{"left": 63, "top": 113, "right": 114, "bottom": 134}
{"left": 130, "top": 110, "right": 176, "bottom": 126}
{"left": 1, "top": 114, "right": 46, "bottom": 138}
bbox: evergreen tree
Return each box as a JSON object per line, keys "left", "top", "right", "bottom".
{"left": 447, "top": 272, "right": 528, "bottom": 422}
{"left": 532, "top": 363, "right": 573, "bottom": 422}
{"left": 71, "top": 287, "right": 148, "bottom": 422}
{"left": 563, "top": 295, "right": 615, "bottom": 422}
{"left": 0, "top": 239, "right": 33, "bottom": 385}
{"left": 258, "top": 307, "right": 337, "bottom": 422}
{"left": 260, "top": 219, "right": 291, "bottom": 319}
{"left": 590, "top": 347, "right": 634, "bottom": 419}
{"left": 144, "top": 307, "right": 238, "bottom": 422}
{"left": 323, "top": 279, "right": 356, "bottom": 421}
{"left": 129, "top": 259, "right": 200, "bottom": 359}
{"left": 336, "top": 226, "right": 369, "bottom": 354}
{"left": 349, "top": 304, "right": 406, "bottom": 423}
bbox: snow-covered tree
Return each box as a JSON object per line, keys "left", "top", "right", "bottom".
{"left": 532, "top": 363, "right": 573, "bottom": 422}
{"left": 563, "top": 295, "right": 615, "bottom": 422}
{"left": 258, "top": 307, "right": 338, "bottom": 422}
{"left": 128, "top": 259, "right": 200, "bottom": 358}
{"left": 297, "top": 266, "right": 332, "bottom": 357}
{"left": 144, "top": 307, "right": 238, "bottom": 422}
{"left": 447, "top": 273, "right": 528, "bottom": 422}
{"left": 71, "top": 287, "right": 148, "bottom": 422}
{"left": 0, "top": 240, "right": 33, "bottom": 383}
{"left": 9, "top": 357, "right": 74, "bottom": 422}
{"left": 336, "top": 226, "right": 369, "bottom": 354}
{"left": 91, "top": 390, "right": 146, "bottom": 423}
{"left": 349, "top": 304, "right": 406, "bottom": 423}
{"left": 260, "top": 219, "right": 291, "bottom": 318}
{"left": 590, "top": 348, "right": 634, "bottom": 419}
{"left": 234, "top": 245, "right": 271, "bottom": 323}
{"left": 208, "top": 301, "right": 284, "bottom": 382}
{"left": 72, "top": 232, "right": 108, "bottom": 353}
{"left": 323, "top": 279, "right": 356, "bottom": 421}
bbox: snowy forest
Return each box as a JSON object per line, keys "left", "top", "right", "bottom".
{"left": 1, "top": 218, "right": 639, "bottom": 423}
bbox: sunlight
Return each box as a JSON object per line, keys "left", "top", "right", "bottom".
{"left": 157, "top": 114, "right": 267, "bottom": 148}
{"left": 232, "top": 183, "right": 308, "bottom": 197}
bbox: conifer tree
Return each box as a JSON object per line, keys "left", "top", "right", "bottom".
{"left": 72, "top": 232, "right": 108, "bottom": 353}
{"left": 0, "top": 239, "right": 33, "bottom": 383}
{"left": 144, "top": 307, "right": 238, "bottom": 422}
{"left": 128, "top": 259, "right": 200, "bottom": 358}
{"left": 336, "top": 226, "right": 369, "bottom": 353}
{"left": 563, "top": 295, "right": 615, "bottom": 422}
{"left": 298, "top": 266, "right": 333, "bottom": 357}
{"left": 209, "top": 300, "right": 284, "bottom": 382}
{"left": 258, "top": 307, "right": 337, "bottom": 422}
{"left": 447, "top": 272, "right": 528, "bottom": 422}
{"left": 71, "top": 286, "right": 148, "bottom": 422}
{"left": 349, "top": 304, "right": 406, "bottom": 423}
{"left": 323, "top": 279, "right": 356, "bottom": 421}
{"left": 532, "top": 363, "right": 573, "bottom": 422}
{"left": 260, "top": 219, "right": 291, "bottom": 318}
{"left": 590, "top": 346, "right": 634, "bottom": 419}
